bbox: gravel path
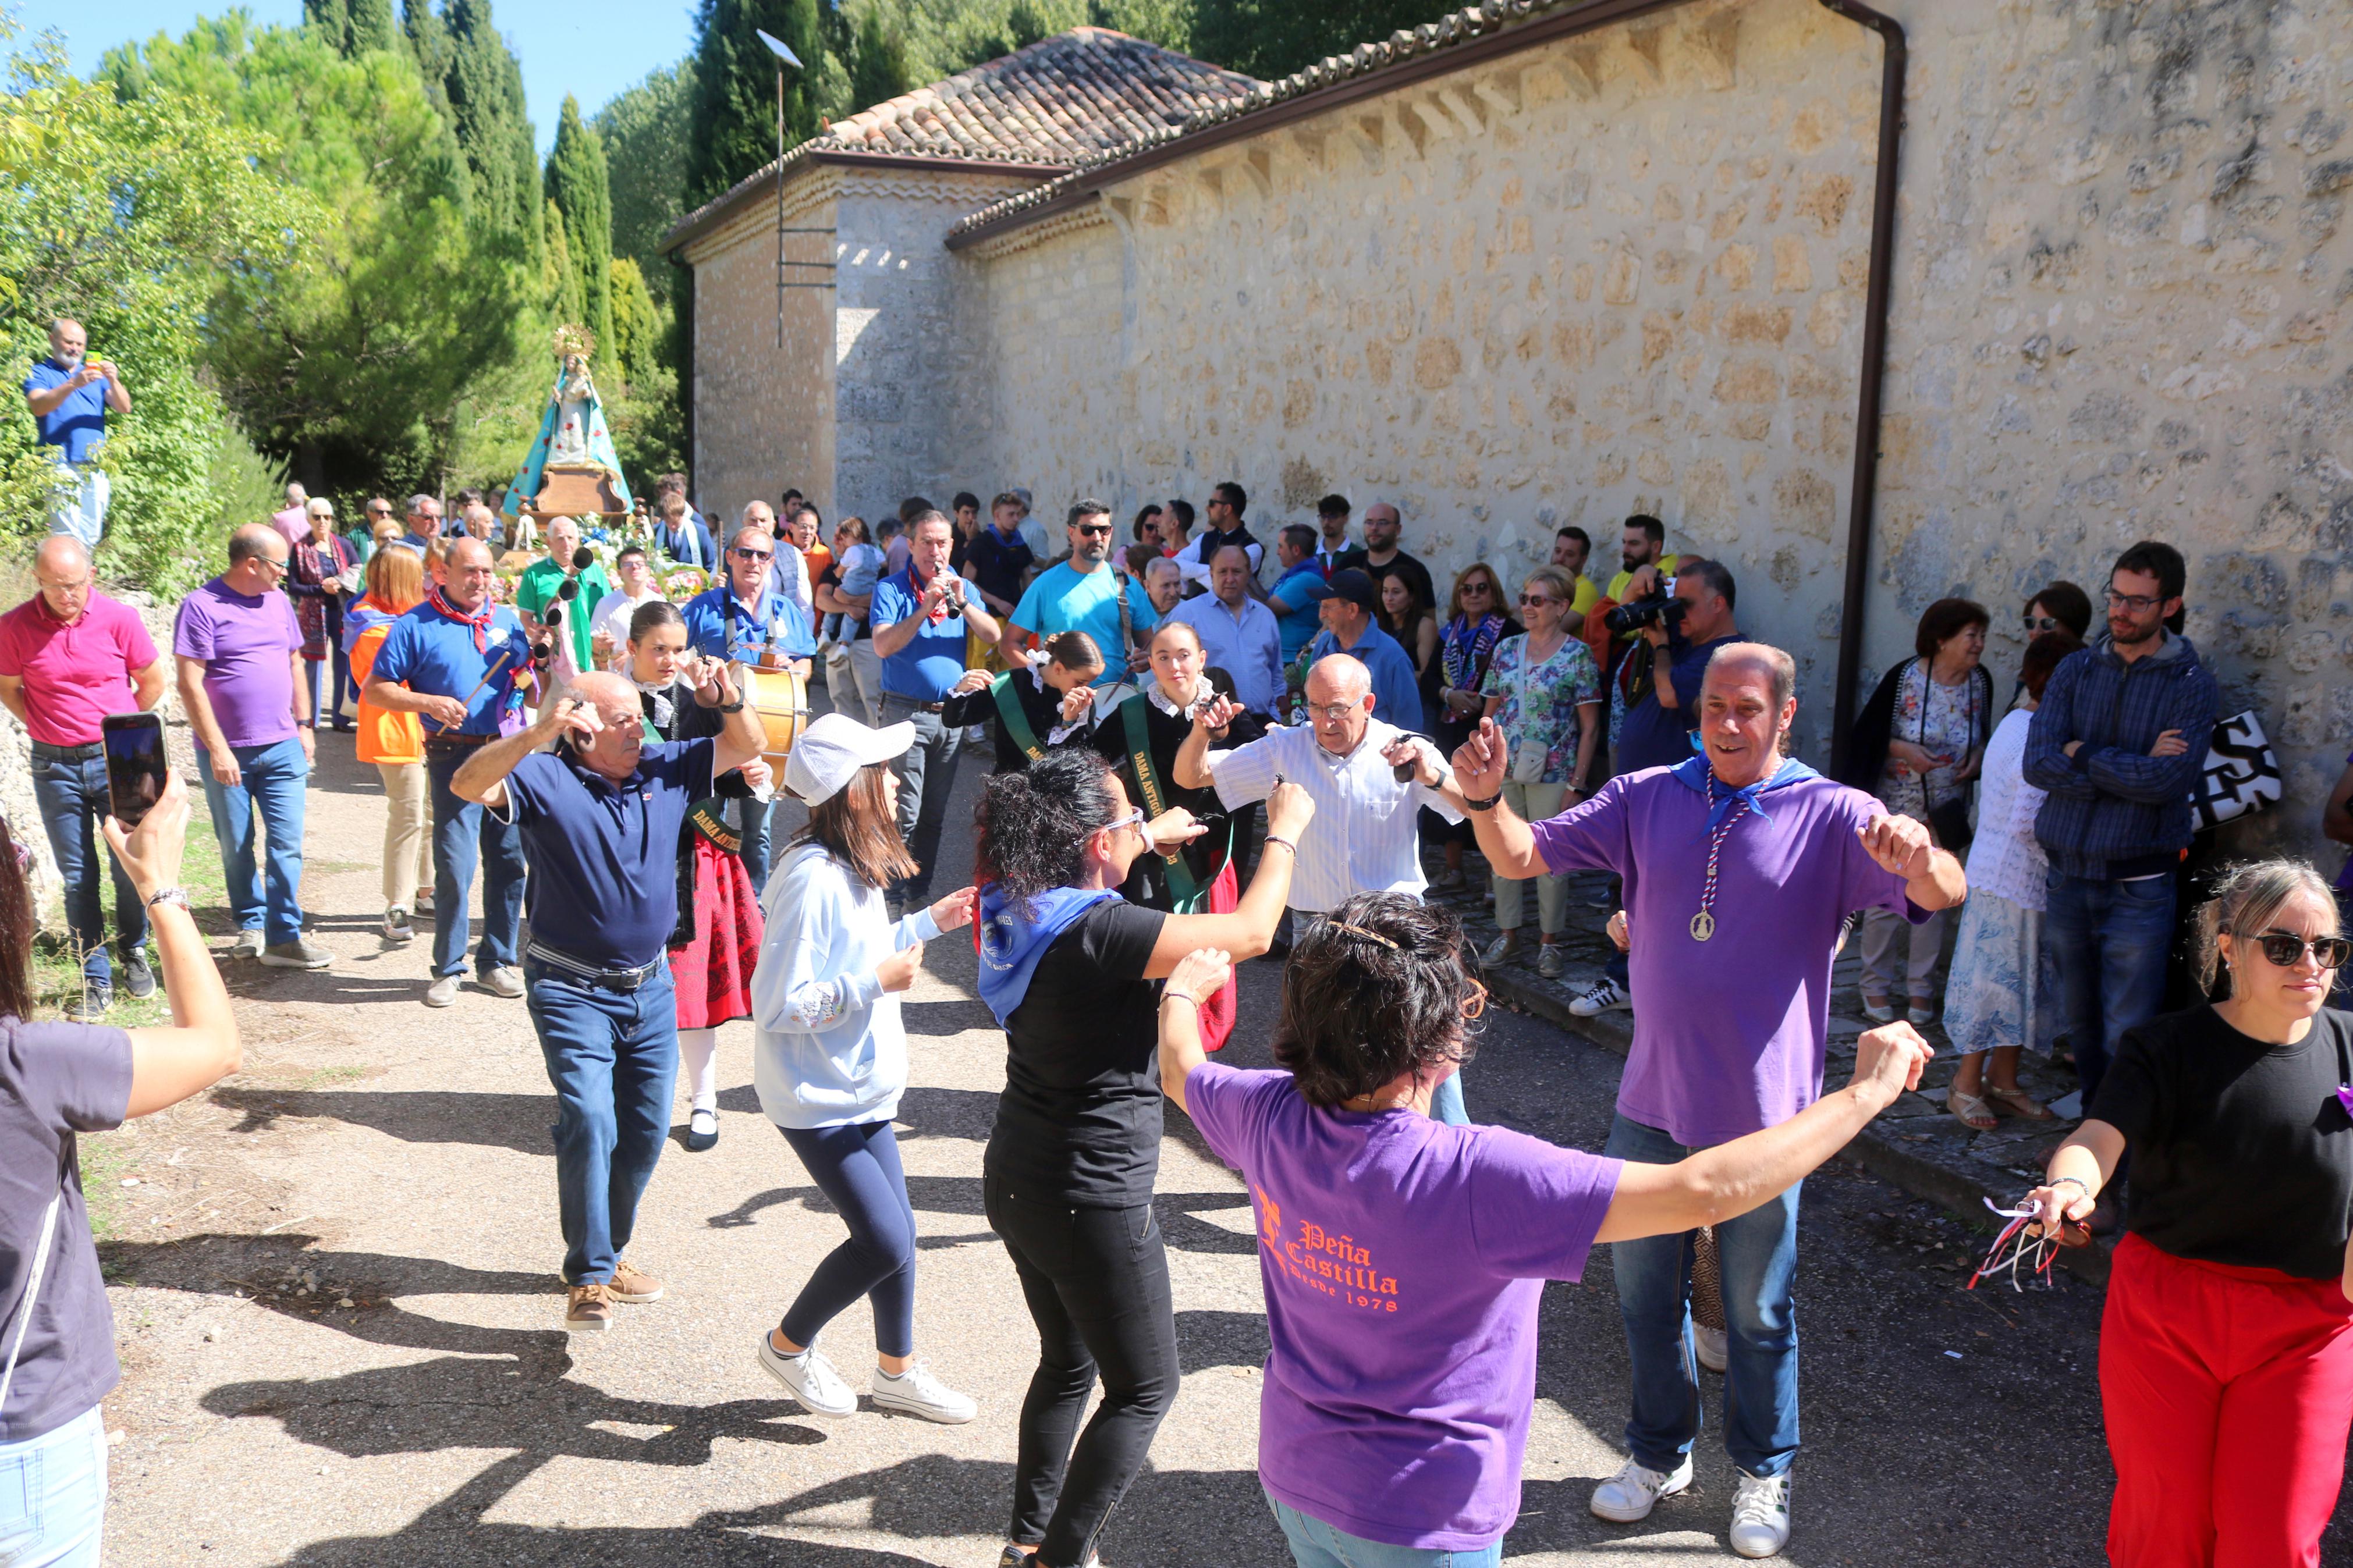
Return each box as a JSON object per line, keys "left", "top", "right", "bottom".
{"left": 92, "top": 711, "right": 2199, "bottom": 1566}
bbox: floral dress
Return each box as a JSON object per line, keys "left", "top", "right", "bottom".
{"left": 1479, "top": 634, "right": 1603, "bottom": 783}
{"left": 1876, "top": 658, "right": 1984, "bottom": 822}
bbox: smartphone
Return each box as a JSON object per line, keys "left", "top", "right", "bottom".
{"left": 102, "top": 712, "right": 168, "bottom": 829}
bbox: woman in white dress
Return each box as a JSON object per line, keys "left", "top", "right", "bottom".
{"left": 1939, "top": 631, "right": 2084, "bottom": 1129}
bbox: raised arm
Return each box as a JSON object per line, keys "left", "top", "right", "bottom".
{"left": 1157, "top": 947, "right": 1234, "bottom": 1115}
{"left": 1597, "top": 1023, "right": 1931, "bottom": 1241}
{"left": 107, "top": 777, "right": 242, "bottom": 1117}
{"left": 452, "top": 694, "right": 593, "bottom": 808}
{"left": 1144, "top": 780, "right": 1312, "bottom": 973}
{"left": 1454, "top": 717, "right": 1549, "bottom": 879}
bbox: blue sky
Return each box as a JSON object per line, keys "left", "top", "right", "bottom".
{"left": 16, "top": 0, "right": 698, "bottom": 148}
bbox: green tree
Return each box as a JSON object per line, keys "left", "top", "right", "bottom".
{"left": 1187, "top": 0, "right": 1463, "bottom": 81}
{"left": 107, "top": 17, "right": 532, "bottom": 499}
{"left": 686, "top": 0, "right": 832, "bottom": 208}
{"left": 442, "top": 0, "right": 540, "bottom": 254}
{"left": 593, "top": 61, "right": 695, "bottom": 308}
{"left": 849, "top": 5, "right": 913, "bottom": 109}
{"left": 304, "top": 0, "right": 400, "bottom": 57}
{"left": 544, "top": 95, "right": 613, "bottom": 357}
{"left": 6, "top": 20, "right": 306, "bottom": 590}
{"left": 402, "top": 0, "right": 455, "bottom": 122}
{"left": 543, "top": 197, "right": 584, "bottom": 330}
{"left": 608, "top": 259, "right": 661, "bottom": 388}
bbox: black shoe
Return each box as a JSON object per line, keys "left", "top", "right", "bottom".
{"left": 64, "top": 986, "right": 112, "bottom": 1023}
{"left": 682, "top": 1110, "right": 719, "bottom": 1152}
{"left": 120, "top": 948, "right": 157, "bottom": 1000}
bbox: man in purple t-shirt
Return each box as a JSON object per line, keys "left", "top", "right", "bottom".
{"left": 1458, "top": 641, "right": 1965, "bottom": 1556}
{"left": 1156, "top": 895, "right": 1933, "bottom": 1567}
{"left": 172, "top": 524, "right": 329, "bottom": 970}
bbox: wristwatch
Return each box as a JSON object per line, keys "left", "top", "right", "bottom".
{"left": 717, "top": 698, "right": 746, "bottom": 713}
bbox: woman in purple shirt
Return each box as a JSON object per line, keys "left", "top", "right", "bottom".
{"left": 1156, "top": 893, "right": 1931, "bottom": 1567}
{"left": 0, "top": 776, "right": 243, "bottom": 1565}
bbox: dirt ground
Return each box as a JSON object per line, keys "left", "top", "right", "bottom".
{"left": 87, "top": 706, "right": 2349, "bottom": 1567}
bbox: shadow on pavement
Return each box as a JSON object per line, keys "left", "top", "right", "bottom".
{"left": 211, "top": 1087, "right": 556, "bottom": 1154}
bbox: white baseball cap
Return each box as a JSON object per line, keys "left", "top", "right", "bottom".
{"left": 783, "top": 713, "right": 917, "bottom": 806}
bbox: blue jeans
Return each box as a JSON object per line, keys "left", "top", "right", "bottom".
{"left": 881, "top": 695, "right": 962, "bottom": 903}
{"left": 305, "top": 647, "right": 353, "bottom": 729}
{"left": 194, "top": 737, "right": 310, "bottom": 946}
{"left": 27, "top": 752, "right": 145, "bottom": 989}
{"left": 778, "top": 1120, "right": 917, "bottom": 1357}
{"left": 0, "top": 1405, "right": 107, "bottom": 1566}
{"left": 1267, "top": 1493, "right": 1500, "bottom": 1568}
{"left": 1602, "top": 1112, "right": 1802, "bottom": 1479}
{"left": 739, "top": 795, "right": 772, "bottom": 898}
{"left": 2045, "top": 870, "right": 2175, "bottom": 1112}
{"left": 425, "top": 747, "right": 525, "bottom": 979}
{"left": 524, "top": 960, "right": 679, "bottom": 1285}
{"left": 43, "top": 463, "right": 106, "bottom": 551}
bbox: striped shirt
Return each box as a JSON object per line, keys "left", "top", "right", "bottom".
{"left": 1206, "top": 719, "right": 1462, "bottom": 913}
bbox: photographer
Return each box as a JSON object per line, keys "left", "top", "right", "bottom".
{"left": 22, "top": 320, "right": 129, "bottom": 550}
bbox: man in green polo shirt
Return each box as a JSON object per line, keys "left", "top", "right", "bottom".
{"left": 516, "top": 515, "right": 611, "bottom": 681}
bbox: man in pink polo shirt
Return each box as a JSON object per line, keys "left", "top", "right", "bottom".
{"left": 0, "top": 536, "right": 165, "bottom": 1018}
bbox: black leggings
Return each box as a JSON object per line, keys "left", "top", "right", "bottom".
{"left": 984, "top": 1172, "right": 1179, "bottom": 1566}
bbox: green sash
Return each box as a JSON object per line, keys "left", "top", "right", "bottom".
{"left": 1119, "top": 694, "right": 1231, "bottom": 913}
{"left": 991, "top": 671, "right": 1049, "bottom": 763}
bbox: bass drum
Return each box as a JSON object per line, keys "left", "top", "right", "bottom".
{"left": 739, "top": 663, "right": 810, "bottom": 769}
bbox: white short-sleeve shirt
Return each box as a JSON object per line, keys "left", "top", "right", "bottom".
{"left": 1207, "top": 719, "right": 1462, "bottom": 913}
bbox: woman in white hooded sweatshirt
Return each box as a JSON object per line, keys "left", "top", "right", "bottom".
{"left": 749, "top": 713, "right": 979, "bottom": 1424}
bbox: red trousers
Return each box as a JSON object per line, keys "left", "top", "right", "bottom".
{"left": 2102, "top": 1232, "right": 2353, "bottom": 1567}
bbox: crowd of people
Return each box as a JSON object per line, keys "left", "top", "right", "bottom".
{"left": 5, "top": 318, "right": 2352, "bottom": 1566}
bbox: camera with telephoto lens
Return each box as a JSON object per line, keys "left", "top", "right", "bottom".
{"left": 1604, "top": 592, "right": 1688, "bottom": 635}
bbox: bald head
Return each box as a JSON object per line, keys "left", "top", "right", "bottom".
{"left": 562, "top": 671, "right": 650, "bottom": 781}
{"left": 1303, "top": 655, "right": 1375, "bottom": 755}
{"left": 33, "top": 535, "right": 90, "bottom": 577}
{"left": 566, "top": 670, "right": 638, "bottom": 716}
{"left": 1306, "top": 654, "right": 1372, "bottom": 703}
{"left": 48, "top": 320, "right": 85, "bottom": 359}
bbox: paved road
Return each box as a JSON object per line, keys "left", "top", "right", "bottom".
{"left": 94, "top": 699, "right": 2165, "bottom": 1566}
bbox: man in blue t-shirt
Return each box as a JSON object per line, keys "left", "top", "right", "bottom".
{"left": 22, "top": 320, "right": 130, "bottom": 551}
{"left": 1004, "top": 498, "right": 1158, "bottom": 685}
{"left": 363, "top": 537, "right": 537, "bottom": 1008}
{"left": 1301, "top": 570, "right": 1424, "bottom": 731}
{"left": 872, "top": 509, "right": 1003, "bottom": 911}
{"left": 1266, "top": 524, "right": 1331, "bottom": 666}
{"left": 450, "top": 666, "right": 764, "bottom": 1332}
{"left": 681, "top": 525, "right": 814, "bottom": 894}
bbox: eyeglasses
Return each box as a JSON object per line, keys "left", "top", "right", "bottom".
{"left": 254, "top": 556, "right": 289, "bottom": 574}
{"left": 2104, "top": 590, "right": 2163, "bottom": 613}
{"left": 1461, "top": 582, "right": 1493, "bottom": 595}
{"left": 1099, "top": 807, "right": 1146, "bottom": 837}
{"left": 1460, "top": 977, "right": 1488, "bottom": 1021}
{"left": 1305, "top": 701, "right": 1362, "bottom": 724}
{"left": 1518, "top": 594, "right": 1561, "bottom": 608}
{"left": 2230, "top": 929, "right": 2353, "bottom": 970}
{"left": 2022, "top": 614, "right": 2062, "bottom": 632}
{"left": 733, "top": 546, "right": 773, "bottom": 561}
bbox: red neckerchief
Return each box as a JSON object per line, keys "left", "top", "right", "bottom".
{"left": 428, "top": 584, "right": 496, "bottom": 654}
{"left": 910, "top": 563, "right": 953, "bottom": 625}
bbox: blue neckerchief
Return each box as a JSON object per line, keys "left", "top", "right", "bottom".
{"left": 975, "top": 883, "right": 1122, "bottom": 1027}
{"left": 1670, "top": 752, "right": 1820, "bottom": 834}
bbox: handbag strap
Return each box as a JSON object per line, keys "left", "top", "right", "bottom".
{"left": 0, "top": 1177, "right": 66, "bottom": 1424}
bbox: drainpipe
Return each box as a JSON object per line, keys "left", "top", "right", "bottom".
{"left": 1813, "top": 0, "right": 1906, "bottom": 779}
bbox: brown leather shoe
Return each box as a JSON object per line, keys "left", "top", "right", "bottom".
{"left": 565, "top": 1282, "right": 614, "bottom": 1332}
{"left": 609, "top": 1258, "right": 664, "bottom": 1304}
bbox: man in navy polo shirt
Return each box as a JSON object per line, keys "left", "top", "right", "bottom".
{"left": 682, "top": 525, "right": 814, "bottom": 894}
{"left": 453, "top": 667, "right": 764, "bottom": 1332}
{"left": 22, "top": 319, "right": 130, "bottom": 550}
{"left": 872, "top": 509, "right": 1002, "bottom": 911}
{"left": 363, "top": 537, "right": 536, "bottom": 1008}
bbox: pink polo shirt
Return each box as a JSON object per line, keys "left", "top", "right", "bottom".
{"left": 0, "top": 591, "right": 159, "bottom": 748}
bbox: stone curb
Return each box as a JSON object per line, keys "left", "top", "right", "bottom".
{"left": 1477, "top": 961, "right": 2113, "bottom": 1286}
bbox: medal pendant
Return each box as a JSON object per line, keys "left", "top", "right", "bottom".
{"left": 1690, "top": 911, "right": 1716, "bottom": 943}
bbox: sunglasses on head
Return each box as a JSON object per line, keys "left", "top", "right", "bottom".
{"left": 2231, "top": 929, "right": 2353, "bottom": 969}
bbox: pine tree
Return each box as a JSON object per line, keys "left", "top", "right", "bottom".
{"left": 685, "top": 0, "right": 830, "bottom": 209}
{"left": 305, "top": 0, "right": 401, "bottom": 57}
{"left": 545, "top": 95, "right": 614, "bottom": 361}
{"left": 849, "top": 8, "right": 913, "bottom": 112}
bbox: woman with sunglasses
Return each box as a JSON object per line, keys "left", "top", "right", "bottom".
{"left": 1476, "top": 565, "right": 1600, "bottom": 979}
{"left": 2025, "top": 859, "right": 2353, "bottom": 1568}
{"left": 972, "top": 750, "right": 1312, "bottom": 1568}
{"left": 1156, "top": 893, "right": 1931, "bottom": 1568}
{"left": 1426, "top": 563, "right": 1519, "bottom": 891}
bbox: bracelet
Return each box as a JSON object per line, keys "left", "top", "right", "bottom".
{"left": 1462, "top": 791, "right": 1503, "bottom": 812}
{"left": 1162, "top": 991, "right": 1201, "bottom": 1009}
{"left": 145, "top": 887, "right": 190, "bottom": 912}
{"left": 2046, "top": 1175, "right": 2089, "bottom": 1196}
{"left": 1261, "top": 836, "right": 1297, "bottom": 855}
{"left": 717, "top": 698, "right": 746, "bottom": 713}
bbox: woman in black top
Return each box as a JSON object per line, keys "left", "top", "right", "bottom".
{"left": 2027, "top": 858, "right": 2353, "bottom": 1568}
{"left": 942, "top": 631, "right": 1105, "bottom": 774}
{"left": 971, "top": 751, "right": 1312, "bottom": 1568}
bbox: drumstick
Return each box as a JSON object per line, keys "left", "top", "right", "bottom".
{"left": 439, "top": 646, "right": 517, "bottom": 733}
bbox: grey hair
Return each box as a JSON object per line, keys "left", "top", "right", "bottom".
{"left": 2195, "top": 858, "right": 2340, "bottom": 995}
{"left": 1704, "top": 641, "right": 1797, "bottom": 713}
{"left": 407, "top": 493, "right": 438, "bottom": 517}
{"left": 1144, "top": 556, "right": 1183, "bottom": 583}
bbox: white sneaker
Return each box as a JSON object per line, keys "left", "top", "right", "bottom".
{"left": 757, "top": 1334, "right": 857, "bottom": 1418}
{"left": 1695, "top": 1323, "right": 1729, "bottom": 1374}
{"left": 1729, "top": 1471, "right": 1791, "bottom": 1558}
{"left": 1569, "top": 977, "right": 1631, "bottom": 1018}
{"left": 1589, "top": 1455, "right": 1693, "bottom": 1522}
{"left": 232, "top": 929, "right": 264, "bottom": 961}
{"left": 382, "top": 908, "right": 414, "bottom": 944}
{"left": 869, "top": 1359, "right": 978, "bottom": 1424}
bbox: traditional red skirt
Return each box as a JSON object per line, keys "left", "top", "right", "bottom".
{"left": 1197, "top": 856, "right": 1238, "bottom": 1052}
{"left": 668, "top": 833, "right": 762, "bottom": 1029}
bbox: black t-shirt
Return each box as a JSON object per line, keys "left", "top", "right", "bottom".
{"left": 966, "top": 528, "right": 1035, "bottom": 610}
{"left": 2091, "top": 1004, "right": 2353, "bottom": 1279}
{"left": 1362, "top": 550, "right": 1437, "bottom": 616}
{"left": 985, "top": 901, "right": 1167, "bottom": 1208}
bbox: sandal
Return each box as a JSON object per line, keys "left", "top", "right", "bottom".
{"left": 1947, "top": 1089, "right": 1996, "bottom": 1131}
{"left": 1985, "top": 1086, "right": 2054, "bottom": 1121}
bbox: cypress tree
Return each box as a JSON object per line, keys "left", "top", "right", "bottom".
{"left": 545, "top": 95, "right": 615, "bottom": 361}
{"left": 849, "top": 8, "right": 912, "bottom": 113}
{"left": 685, "top": 0, "right": 829, "bottom": 209}
{"left": 403, "top": 0, "right": 455, "bottom": 122}
{"left": 306, "top": 0, "right": 402, "bottom": 58}
{"left": 545, "top": 198, "right": 585, "bottom": 330}
{"left": 443, "top": 0, "right": 537, "bottom": 244}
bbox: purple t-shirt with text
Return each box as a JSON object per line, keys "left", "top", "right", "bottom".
{"left": 1183, "top": 1063, "right": 1621, "bottom": 1552}
{"left": 1533, "top": 767, "right": 1920, "bottom": 1144}
{"left": 172, "top": 578, "right": 301, "bottom": 749}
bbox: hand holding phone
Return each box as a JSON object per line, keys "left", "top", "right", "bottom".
{"left": 102, "top": 712, "right": 169, "bottom": 829}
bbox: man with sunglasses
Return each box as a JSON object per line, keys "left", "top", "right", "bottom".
{"left": 2024, "top": 540, "right": 2219, "bottom": 1164}
{"left": 682, "top": 526, "right": 815, "bottom": 894}
{"left": 1003, "top": 499, "right": 1159, "bottom": 687}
